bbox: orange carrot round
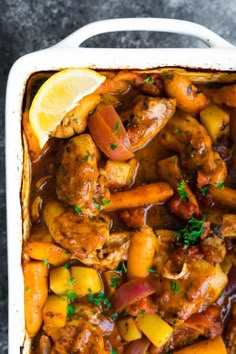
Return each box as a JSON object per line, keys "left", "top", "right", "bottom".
{"left": 127, "top": 226, "right": 156, "bottom": 279}
{"left": 23, "top": 261, "right": 48, "bottom": 337}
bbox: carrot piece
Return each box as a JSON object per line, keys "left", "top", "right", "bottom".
{"left": 127, "top": 226, "right": 156, "bottom": 279}
{"left": 24, "top": 242, "right": 70, "bottom": 266}
{"left": 164, "top": 74, "right": 208, "bottom": 114}
{"left": 106, "top": 183, "right": 173, "bottom": 211}
{"left": 23, "top": 261, "right": 48, "bottom": 337}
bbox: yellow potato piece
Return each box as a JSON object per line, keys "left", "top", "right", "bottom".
{"left": 43, "top": 295, "right": 67, "bottom": 327}
{"left": 50, "top": 266, "right": 73, "bottom": 295}
{"left": 71, "top": 266, "right": 103, "bottom": 295}
{"left": 173, "top": 336, "right": 227, "bottom": 354}
{"left": 200, "top": 104, "right": 229, "bottom": 143}
{"left": 117, "top": 317, "right": 142, "bottom": 342}
{"left": 136, "top": 313, "right": 173, "bottom": 348}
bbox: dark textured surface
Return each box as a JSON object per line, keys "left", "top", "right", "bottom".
{"left": 1, "top": 1, "right": 236, "bottom": 352}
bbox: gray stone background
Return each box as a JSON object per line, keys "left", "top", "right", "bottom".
{"left": 1, "top": 0, "right": 236, "bottom": 352}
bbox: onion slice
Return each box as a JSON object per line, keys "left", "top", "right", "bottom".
{"left": 124, "top": 338, "right": 150, "bottom": 354}
{"left": 112, "top": 278, "right": 156, "bottom": 312}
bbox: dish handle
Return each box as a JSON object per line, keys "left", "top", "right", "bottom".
{"left": 54, "top": 18, "right": 234, "bottom": 49}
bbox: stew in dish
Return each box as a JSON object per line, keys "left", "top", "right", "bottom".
{"left": 22, "top": 68, "right": 236, "bottom": 353}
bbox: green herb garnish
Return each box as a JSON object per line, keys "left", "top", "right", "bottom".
{"left": 110, "top": 143, "right": 117, "bottom": 150}
{"left": 177, "top": 180, "right": 188, "bottom": 202}
{"left": 111, "top": 313, "right": 118, "bottom": 320}
{"left": 74, "top": 118, "right": 79, "bottom": 124}
{"left": 175, "top": 216, "right": 205, "bottom": 246}
{"left": 200, "top": 185, "right": 208, "bottom": 196}
{"left": 137, "top": 310, "right": 146, "bottom": 317}
{"left": 175, "top": 129, "right": 183, "bottom": 134}
{"left": 67, "top": 277, "right": 76, "bottom": 287}
{"left": 118, "top": 89, "right": 124, "bottom": 94}
{"left": 215, "top": 182, "right": 225, "bottom": 190}
{"left": 74, "top": 204, "right": 82, "bottom": 214}
{"left": 83, "top": 155, "right": 89, "bottom": 161}
{"left": 25, "top": 286, "right": 30, "bottom": 292}
{"left": 66, "top": 290, "right": 77, "bottom": 300}
{"left": 147, "top": 267, "right": 156, "bottom": 273}
{"left": 93, "top": 200, "right": 101, "bottom": 210}
{"left": 101, "top": 199, "right": 111, "bottom": 207}
{"left": 144, "top": 76, "right": 153, "bottom": 84}
{"left": 111, "top": 277, "right": 118, "bottom": 289}
{"left": 111, "top": 349, "right": 117, "bottom": 354}
{"left": 115, "top": 261, "right": 127, "bottom": 273}
{"left": 89, "top": 110, "right": 94, "bottom": 115}
{"left": 64, "top": 263, "right": 70, "bottom": 269}
{"left": 88, "top": 291, "right": 111, "bottom": 310}
{"left": 43, "top": 258, "right": 49, "bottom": 265}
{"left": 170, "top": 280, "right": 180, "bottom": 295}
{"left": 114, "top": 122, "right": 120, "bottom": 134}
{"left": 67, "top": 304, "right": 75, "bottom": 316}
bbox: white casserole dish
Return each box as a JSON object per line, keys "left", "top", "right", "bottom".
{"left": 5, "top": 17, "right": 236, "bottom": 354}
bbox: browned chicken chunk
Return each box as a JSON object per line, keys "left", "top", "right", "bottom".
{"left": 121, "top": 95, "right": 176, "bottom": 150}
{"left": 56, "top": 134, "right": 110, "bottom": 216}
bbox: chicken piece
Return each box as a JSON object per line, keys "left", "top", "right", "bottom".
{"left": 160, "top": 111, "right": 227, "bottom": 187}
{"left": 56, "top": 134, "right": 110, "bottom": 216}
{"left": 43, "top": 201, "right": 110, "bottom": 265}
{"left": 222, "top": 214, "right": 236, "bottom": 237}
{"left": 172, "top": 306, "right": 222, "bottom": 350}
{"left": 97, "top": 231, "right": 132, "bottom": 269}
{"left": 113, "top": 71, "right": 164, "bottom": 96}
{"left": 153, "top": 259, "right": 227, "bottom": 323}
{"left": 121, "top": 95, "right": 176, "bottom": 150}
{"left": 157, "top": 156, "right": 200, "bottom": 219}
{"left": 45, "top": 321, "right": 109, "bottom": 354}
{"left": 101, "top": 158, "right": 137, "bottom": 189}
{"left": 225, "top": 302, "right": 236, "bottom": 354}
{"left": 52, "top": 94, "right": 101, "bottom": 138}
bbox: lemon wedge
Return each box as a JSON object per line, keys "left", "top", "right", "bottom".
{"left": 29, "top": 68, "right": 106, "bottom": 148}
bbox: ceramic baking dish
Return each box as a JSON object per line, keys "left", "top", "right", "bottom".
{"left": 5, "top": 18, "right": 236, "bottom": 354}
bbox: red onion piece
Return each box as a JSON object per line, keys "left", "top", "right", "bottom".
{"left": 112, "top": 278, "right": 156, "bottom": 312}
{"left": 124, "top": 338, "right": 150, "bottom": 354}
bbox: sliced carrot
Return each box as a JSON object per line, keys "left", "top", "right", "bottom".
{"left": 23, "top": 261, "right": 48, "bottom": 337}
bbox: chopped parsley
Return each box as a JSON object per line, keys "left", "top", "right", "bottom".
{"left": 215, "top": 182, "right": 225, "bottom": 190}
{"left": 88, "top": 291, "right": 111, "bottom": 311}
{"left": 200, "top": 185, "right": 208, "bottom": 196}
{"left": 111, "top": 349, "right": 117, "bottom": 354}
{"left": 114, "top": 122, "right": 120, "bottom": 134}
{"left": 111, "top": 277, "right": 118, "bottom": 289}
{"left": 111, "top": 313, "right": 118, "bottom": 320}
{"left": 66, "top": 290, "right": 77, "bottom": 300}
{"left": 25, "top": 286, "right": 30, "bottom": 292}
{"left": 101, "top": 199, "right": 111, "bottom": 207}
{"left": 83, "top": 155, "right": 89, "bottom": 161}
{"left": 118, "top": 89, "right": 124, "bottom": 94}
{"left": 147, "top": 267, "right": 156, "bottom": 273}
{"left": 175, "top": 216, "right": 205, "bottom": 246}
{"left": 88, "top": 110, "right": 94, "bottom": 115}
{"left": 171, "top": 280, "right": 180, "bottom": 295}
{"left": 74, "top": 118, "right": 79, "bottom": 124}
{"left": 43, "top": 258, "right": 49, "bottom": 265}
{"left": 67, "top": 304, "right": 75, "bottom": 316}
{"left": 67, "top": 277, "right": 76, "bottom": 287}
{"left": 110, "top": 143, "right": 117, "bottom": 150}
{"left": 144, "top": 76, "right": 153, "bottom": 84}
{"left": 74, "top": 204, "right": 82, "bottom": 214}
{"left": 175, "top": 129, "right": 183, "bottom": 134}
{"left": 64, "top": 263, "right": 70, "bottom": 269}
{"left": 115, "top": 261, "right": 127, "bottom": 273}
{"left": 137, "top": 310, "right": 146, "bottom": 317}
{"left": 93, "top": 200, "right": 101, "bottom": 211}
{"left": 177, "top": 180, "right": 188, "bottom": 202}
